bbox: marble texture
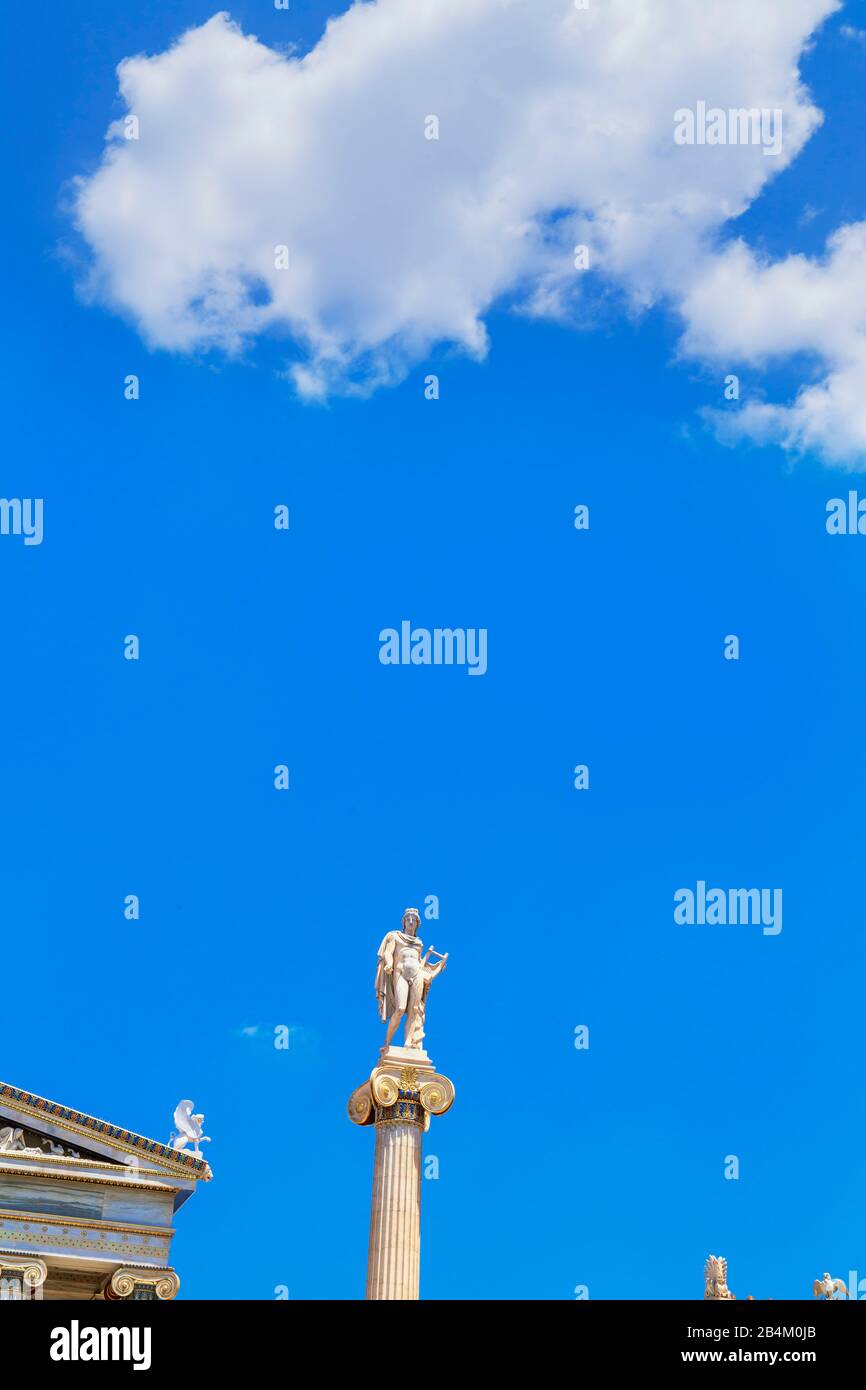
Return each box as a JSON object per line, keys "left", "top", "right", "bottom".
{"left": 365, "top": 1119, "right": 422, "bottom": 1300}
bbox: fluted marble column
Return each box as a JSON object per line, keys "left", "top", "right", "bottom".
{"left": 349, "top": 1050, "right": 454, "bottom": 1301}
{"left": 366, "top": 1112, "right": 422, "bottom": 1299}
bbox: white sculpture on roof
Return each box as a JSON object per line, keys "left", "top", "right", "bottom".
{"left": 813, "top": 1272, "right": 848, "bottom": 1300}
{"left": 169, "top": 1101, "right": 211, "bottom": 1158}
{"left": 704, "top": 1254, "right": 735, "bottom": 1300}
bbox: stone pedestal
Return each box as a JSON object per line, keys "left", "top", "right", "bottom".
{"left": 348, "top": 1047, "right": 454, "bottom": 1301}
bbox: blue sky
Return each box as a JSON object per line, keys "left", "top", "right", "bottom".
{"left": 2, "top": 0, "right": 866, "bottom": 1299}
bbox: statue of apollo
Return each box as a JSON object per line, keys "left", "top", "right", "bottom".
{"left": 375, "top": 908, "right": 448, "bottom": 1050}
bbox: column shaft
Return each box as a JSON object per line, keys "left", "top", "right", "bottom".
{"left": 365, "top": 1120, "right": 422, "bottom": 1299}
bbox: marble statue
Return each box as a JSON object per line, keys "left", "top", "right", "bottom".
{"left": 375, "top": 908, "right": 448, "bottom": 1050}
{"left": 813, "top": 1272, "right": 848, "bottom": 1300}
{"left": 0, "top": 1126, "right": 79, "bottom": 1159}
{"left": 0, "top": 1127, "right": 27, "bottom": 1153}
{"left": 704, "top": 1255, "right": 735, "bottom": 1300}
{"left": 169, "top": 1101, "right": 211, "bottom": 1158}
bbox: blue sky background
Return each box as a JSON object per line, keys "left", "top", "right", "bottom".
{"left": 2, "top": 1, "right": 866, "bottom": 1299}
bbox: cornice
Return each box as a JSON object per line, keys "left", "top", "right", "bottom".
{"left": 0, "top": 1164, "right": 179, "bottom": 1195}
{"left": 0, "top": 1150, "right": 178, "bottom": 1177}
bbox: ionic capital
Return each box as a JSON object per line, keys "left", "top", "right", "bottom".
{"left": 348, "top": 1058, "right": 454, "bottom": 1130}
{"left": 0, "top": 1256, "right": 47, "bottom": 1295}
{"left": 105, "top": 1267, "right": 180, "bottom": 1301}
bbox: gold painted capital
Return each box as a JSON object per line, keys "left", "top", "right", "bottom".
{"left": 0, "top": 1255, "right": 47, "bottom": 1290}
{"left": 418, "top": 1076, "right": 455, "bottom": 1116}
{"left": 107, "top": 1267, "right": 180, "bottom": 1301}
{"left": 348, "top": 1057, "right": 454, "bottom": 1130}
{"left": 347, "top": 1083, "right": 374, "bottom": 1127}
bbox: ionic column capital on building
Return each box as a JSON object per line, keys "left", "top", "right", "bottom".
{"left": 0, "top": 1256, "right": 47, "bottom": 1292}
{"left": 104, "top": 1267, "right": 180, "bottom": 1301}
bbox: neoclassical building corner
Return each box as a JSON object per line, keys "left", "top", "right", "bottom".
{"left": 0, "top": 1082, "right": 211, "bottom": 1301}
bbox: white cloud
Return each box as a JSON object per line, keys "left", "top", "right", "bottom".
{"left": 682, "top": 223, "right": 866, "bottom": 466}
{"left": 72, "top": 0, "right": 865, "bottom": 464}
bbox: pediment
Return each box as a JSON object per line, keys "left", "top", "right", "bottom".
{"left": 0, "top": 1083, "right": 211, "bottom": 1183}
